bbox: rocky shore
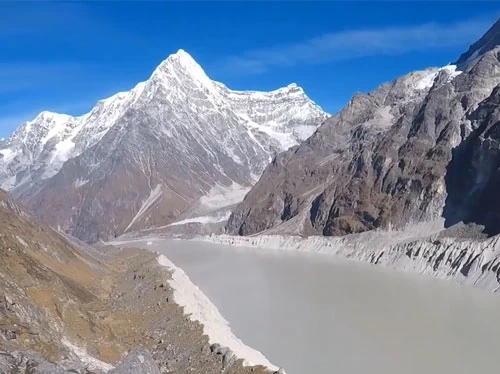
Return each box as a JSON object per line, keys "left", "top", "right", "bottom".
{"left": 1, "top": 247, "right": 279, "bottom": 373}
{"left": 0, "top": 190, "right": 279, "bottom": 373}
{"left": 196, "top": 221, "right": 500, "bottom": 294}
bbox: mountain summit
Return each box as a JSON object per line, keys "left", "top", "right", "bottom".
{"left": 456, "top": 17, "right": 500, "bottom": 67}
{"left": 0, "top": 50, "right": 326, "bottom": 242}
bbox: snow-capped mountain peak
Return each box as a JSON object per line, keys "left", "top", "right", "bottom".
{"left": 165, "top": 48, "right": 203, "bottom": 70}
{"left": 151, "top": 49, "right": 216, "bottom": 91}
{"left": 0, "top": 49, "right": 327, "bottom": 242}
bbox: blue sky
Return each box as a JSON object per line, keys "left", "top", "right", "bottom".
{"left": 1, "top": 1, "right": 498, "bottom": 138}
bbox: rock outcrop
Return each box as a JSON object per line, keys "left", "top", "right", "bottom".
{"left": 456, "top": 17, "right": 500, "bottom": 67}
{"left": 0, "top": 350, "right": 69, "bottom": 374}
{"left": 228, "top": 20, "right": 500, "bottom": 239}
{"left": 108, "top": 346, "right": 160, "bottom": 374}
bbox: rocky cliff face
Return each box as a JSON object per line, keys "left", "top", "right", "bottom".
{"left": 443, "top": 83, "right": 500, "bottom": 235}
{"left": 0, "top": 190, "right": 275, "bottom": 373}
{"left": 456, "top": 17, "right": 500, "bottom": 67}
{"left": 201, "top": 222, "right": 500, "bottom": 293}
{"left": 0, "top": 189, "right": 112, "bottom": 369}
{"left": 228, "top": 20, "right": 500, "bottom": 238}
{"left": 0, "top": 50, "right": 326, "bottom": 243}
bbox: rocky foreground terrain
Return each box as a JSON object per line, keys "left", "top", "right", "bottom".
{"left": 0, "top": 189, "right": 275, "bottom": 373}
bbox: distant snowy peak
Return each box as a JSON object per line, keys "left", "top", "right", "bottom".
{"left": 0, "top": 49, "right": 326, "bottom": 194}
{"left": 456, "top": 17, "right": 500, "bottom": 67}
{"left": 150, "top": 50, "right": 322, "bottom": 119}
{"left": 153, "top": 49, "right": 215, "bottom": 88}
{"left": 0, "top": 78, "right": 148, "bottom": 190}
{"left": 3, "top": 111, "right": 74, "bottom": 149}
{"left": 153, "top": 50, "right": 310, "bottom": 97}
{"left": 145, "top": 50, "right": 326, "bottom": 150}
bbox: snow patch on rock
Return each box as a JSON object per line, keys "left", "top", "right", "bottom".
{"left": 199, "top": 183, "right": 250, "bottom": 211}
{"left": 0, "top": 148, "right": 15, "bottom": 163}
{"left": 163, "top": 183, "right": 250, "bottom": 229}
{"left": 414, "top": 65, "right": 462, "bottom": 90}
{"left": 125, "top": 185, "right": 163, "bottom": 232}
{"left": 74, "top": 178, "right": 89, "bottom": 188}
{"left": 168, "top": 213, "right": 231, "bottom": 227}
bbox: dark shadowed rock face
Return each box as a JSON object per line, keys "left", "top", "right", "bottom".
{"left": 444, "top": 84, "right": 500, "bottom": 234}
{"left": 228, "top": 35, "right": 500, "bottom": 237}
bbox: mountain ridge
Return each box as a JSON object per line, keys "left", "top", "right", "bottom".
{"left": 456, "top": 17, "right": 500, "bottom": 67}
{"left": 0, "top": 49, "right": 327, "bottom": 242}
{"left": 227, "top": 19, "right": 500, "bottom": 239}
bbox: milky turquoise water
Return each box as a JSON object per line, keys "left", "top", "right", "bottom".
{"left": 134, "top": 239, "right": 500, "bottom": 374}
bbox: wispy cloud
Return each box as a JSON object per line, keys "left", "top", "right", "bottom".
{"left": 222, "top": 17, "right": 496, "bottom": 74}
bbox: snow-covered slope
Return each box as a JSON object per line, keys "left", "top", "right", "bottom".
{"left": 0, "top": 82, "right": 146, "bottom": 192}
{"left": 0, "top": 50, "right": 327, "bottom": 242}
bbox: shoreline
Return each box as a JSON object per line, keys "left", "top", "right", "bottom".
{"left": 112, "top": 222, "right": 500, "bottom": 294}
{"left": 188, "top": 226, "right": 500, "bottom": 294}
{"left": 156, "top": 253, "right": 281, "bottom": 373}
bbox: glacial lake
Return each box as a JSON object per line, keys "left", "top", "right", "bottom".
{"left": 128, "top": 238, "right": 500, "bottom": 374}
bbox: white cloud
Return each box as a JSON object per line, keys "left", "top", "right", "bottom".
{"left": 222, "top": 17, "right": 496, "bottom": 74}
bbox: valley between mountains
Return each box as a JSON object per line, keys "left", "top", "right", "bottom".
{"left": 3, "top": 10, "right": 500, "bottom": 374}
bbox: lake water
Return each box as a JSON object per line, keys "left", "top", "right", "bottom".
{"left": 133, "top": 239, "right": 500, "bottom": 374}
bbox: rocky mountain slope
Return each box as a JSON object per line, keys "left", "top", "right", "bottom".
{"left": 0, "top": 50, "right": 326, "bottom": 243}
{"left": 456, "top": 17, "right": 500, "bottom": 67}
{"left": 228, "top": 18, "right": 500, "bottom": 238}
{"left": 0, "top": 189, "right": 113, "bottom": 370}
{"left": 0, "top": 189, "right": 277, "bottom": 373}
